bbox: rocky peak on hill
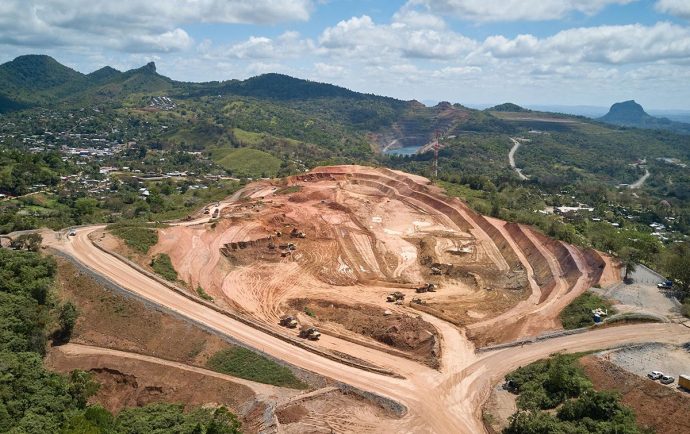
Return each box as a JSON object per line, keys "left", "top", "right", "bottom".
{"left": 600, "top": 100, "right": 651, "bottom": 123}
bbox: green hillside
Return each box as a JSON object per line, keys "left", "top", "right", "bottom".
{"left": 212, "top": 147, "right": 282, "bottom": 178}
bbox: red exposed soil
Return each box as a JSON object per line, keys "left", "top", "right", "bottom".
{"left": 580, "top": 355, "right": 690, "bottom": 434}
{"left": 287, "top": 298, "right": 440, "bottom": 368}
{"left": 54, "top": 257, "right": 232, "bottom": 365}
{"left": 143, "top": 165, "right": 619, "bottom": 349}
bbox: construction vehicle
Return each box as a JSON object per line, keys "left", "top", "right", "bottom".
{"left": 430, "top": 267, "right": 442, "bottom": 275}
{"left": 299, "top": 327, "right": 321, "bottom": 340}
{"left": 679, "top": 375, "right": 690, "bottom": 391}
{"left": 290, "top": 228, "right": 306, "bottom": 238}
{"left": 416, "top": 283, "right": 437, "bottom": 293}
{"left": 411, "top": 297, "right": 427, "bottom": 305}
{"left": 279, "top": 315, "right": 298, "bottom": 328}
{"left": 386, "top": 291, "right": 405, "bottom": 302}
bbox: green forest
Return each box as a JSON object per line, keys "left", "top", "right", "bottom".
{"left": 0, "top": 248, "right": 240, "bottom": 434}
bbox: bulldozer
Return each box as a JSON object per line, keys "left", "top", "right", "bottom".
{"left": 279, "top": 315, "right": 298, "bottom": 328}
{"left": 298, "top": 327, "right": 321, "bottom": 340}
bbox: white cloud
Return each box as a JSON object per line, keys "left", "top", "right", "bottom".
{"left": 318, "top": 15, "right": 476, "bottom": 60}
{"left": 480, "top": 22, "right": 690, "bottom": 65}
{"left": 229, "top": 32, "right": 315, "bottom": 59}
{"left": 656, "top": 0, "right": 690, "bottom": 19}
{"left": 407, "top": 0, "right": 635, "bottom": 22}
{"left": 314, "top": 62, "right": 345, "bottom": 78}
{"left": 0, "top": 0, "right": 313, "bottom": 53}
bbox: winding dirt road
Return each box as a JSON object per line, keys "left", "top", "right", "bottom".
{"left": 508, "top": 137, "right": 528, "bottom": 180}
{"left": 46, "top": 224, "right": 690, "bottom": 433}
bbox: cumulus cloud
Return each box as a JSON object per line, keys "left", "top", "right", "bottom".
{"left": 656, "top": 0, "right": 690, "bottom": 19}
{"left": 407, "top": 0, "right": 634, "bottom": 22}
{"left": 314, "top": 62, "right": 345, "bottom": 78}
{"left": 0, "top": 0, "right": 313, "bottom": 53}
{"left": 481, "top": 22, "right": 690, "bottom": 65}
{"left": 229, "top": 32, "right": 315, "bottom": 59}
{"left": 318, "top": 15, "right": 476, "bottom": 60}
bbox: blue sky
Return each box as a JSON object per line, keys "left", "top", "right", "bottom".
{"left": 1, "top": 1, "right": 690, "bottom": 109}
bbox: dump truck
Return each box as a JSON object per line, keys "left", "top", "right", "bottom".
{"left": 386, "top": 291, "right": 405, "bottom": 302}
{"left": 299, "top": 327, "right": 321, "bottom": 340}
{"left": 680, "top": 375, "right": 690, "bottom": 391}
{"left": 290, "top": 228, "right": 306, "bottom": 238}
{"left": 416, "top": 283, "right": 437, "bottom": 293}
{"left": 279, "top": 315, "right": 298, "bottom": 328}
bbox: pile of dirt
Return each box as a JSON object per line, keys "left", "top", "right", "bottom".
{"left": 580, "top": 355, "right": 690, "bottom": 434}
{"left": 276, "top": 404, "right": 309, "bottom": 424}
{"left": 54, "top": 257, "right": 234, "bottom": 366}
{"left": 278, "top": 390, "right": 395, "bottom": 433}
{"left": 288, "top": 298, "right": 440, "bottom": 368}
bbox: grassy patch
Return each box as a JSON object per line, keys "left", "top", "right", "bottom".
{"left": 560, "top": 291, "right": 614, "bottom": 329}
{"left": 303, "top": 306, "right": 316, "bottom": 318}
{"left": 206, "top": 348, "right": 307, "bottom": 389}
{"left": 150, "top": 254, "right": 178, "bottom": 281}
{"left": 274, "top": 185, "right": 302, "bottom": 195}
{"left": 212, "top": 147, "right": 282, "bottom": 178}
{"left": 231, "top": 128, "right": 264, "bottom": 146}
{"left": 108, "top": 223, "right": 159, "bottom": 254}
{"left": 196, "top": 286, "right": 214, "bottom": 302}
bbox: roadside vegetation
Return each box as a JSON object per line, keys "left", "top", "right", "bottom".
{"left": 63, "top": 404, "right": 241, "bottom": 434}
{"left": 504, "top": 354, "right": 644, "bottom": 434}
{"left": 108, "top": 221, "right": 160, "bottom": 253}
{"left": 661, "top": 241, "right": 690, "bottom": 318}
{"left": 560, "top": 291, "right": 614, "bottom": 329}
{"left": 150, "top": 253, "right": 178, "bottom": 281}
{"left": 0, "top": 248, "right": 241, "bottom": 432}
{"left": 197, "top": 286, "right": 214, "bottom": 301}
{"left": 207, "top": 347, "right": 308, "bottom": 389}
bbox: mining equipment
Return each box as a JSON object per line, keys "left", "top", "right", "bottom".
{"left": 299, "top": 327, "right": 321, "bottom": 340}
{"left": 279, "top": 315, "right": 298, "bottom": 328}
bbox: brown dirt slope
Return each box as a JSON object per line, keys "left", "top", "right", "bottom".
{"left": 288, "top": 298, "right": 440, "bottom": 368}
{"left": 55, "top": 257, "right": 232, "bottom": 365}
{"left": 45, "top": 346, "right": 266, "bottom": 432}
{"left": 580, "top": 355, "right": 690, "bottom": 434}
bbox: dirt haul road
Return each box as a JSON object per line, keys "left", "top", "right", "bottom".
{"left": 508, "top": 137, "right": 528, "bottom": 180}
{"left": 47, "top": 224, "right": 690, "bottom": 433}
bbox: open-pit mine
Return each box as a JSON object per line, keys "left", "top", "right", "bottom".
{"left": 49, "top": 165, "right": 690, "bottom": 433}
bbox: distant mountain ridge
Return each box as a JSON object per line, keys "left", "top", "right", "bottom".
{"left": 0, "top": 55, "right": 401, "bottom": 113}
{"left": 486, "top": 103, "right": 530, "bottom": 112}
{"left": 0, "top": 54, "right": 501, "bottom": 150}
{"left": 599, "top": 100, "right": 690, "bottom": 134}
{"left": 0, "top": 55, "right": 174, "bottom": 111}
